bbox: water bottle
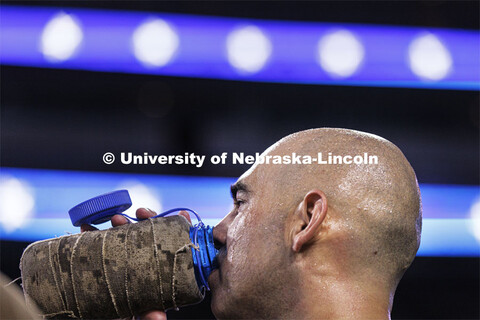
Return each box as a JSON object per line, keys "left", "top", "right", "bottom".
{"left": 20, "top": 190, "right": 218, "bottom": 319}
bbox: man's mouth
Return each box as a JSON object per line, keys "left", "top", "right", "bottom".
{"left": 208, "top": 247, "right": 226, "bottom": 286}
{"left": 213, "top": 246, "right": 227, "bottom": 268}
{"left": 212, "top": 246, "right": 227, "bottom": 275}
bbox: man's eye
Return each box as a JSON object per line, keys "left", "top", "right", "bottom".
{"left": 234, "top": 200, "right": 245, "bottom": 207}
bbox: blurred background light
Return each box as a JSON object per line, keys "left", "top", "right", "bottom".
{"left": 0, "top": 167, "right": 478, "bottom": 257}
{"left": 40, "top": 12, "right": 83, "bottom": 62}
{"left": 226, "top": 25, "right": 272, "bottom": 73}
{"left": 116, "top": 180, "right": 162, "bottom": 215}
{"left": 132, "top": 18, "right": 179, "bottom": 67}
{"left": 408, "top": 33, "right": 453, "bottom": 81}
{"left": 2, "top": 5, "right": 478, "bottom": 90}
{"left": 0, "top": 176, "right": 35, "bottom": 233}
{"left": 317, "top": 29, "right": 365, "bottom": 78}
{"left": 470, "top": 197, "right": 480, "bottom": 244}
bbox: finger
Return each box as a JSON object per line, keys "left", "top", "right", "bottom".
{"left": 80, "top": 224, "right": 98, "bottom": 232}
{"left": 178, "top": 210, "right": 192, "bottom": 224}
{"left": 139, "top": 310, "right": 167, "bottom": 320}
{"left": 111, "top": 214, "right": 130, "bottom": 227}
{"left": 136, "top": 208, "right": 157, "bottom": 220}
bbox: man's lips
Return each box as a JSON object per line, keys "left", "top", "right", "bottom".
{"left": 213, "top": 246, "right": 227, "bottom": 268}
{"left": 212, "top": 246, "right": 227, "bottom": 280}
{"left": 208, "top": 247, "right": 227, "bottom": 286}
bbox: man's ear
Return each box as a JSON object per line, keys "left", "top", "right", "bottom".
{"left": 292, "top": 189, "right": 328, "bottom": 252}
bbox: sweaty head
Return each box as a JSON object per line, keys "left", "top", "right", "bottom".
{"left": 210, "top": 128, "right": 422, "bottom": 319}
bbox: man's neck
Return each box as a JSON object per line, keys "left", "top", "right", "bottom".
{"left": 282, "top": 277, "right": 393, "bottom": 320}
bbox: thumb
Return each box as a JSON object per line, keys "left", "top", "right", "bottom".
{"left": 139, "top": 310, "right": 167, "bottom": 320}
{"left": 80, "top": 224, "right": 98, "bottom": 232}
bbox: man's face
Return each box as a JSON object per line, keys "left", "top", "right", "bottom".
{"left": 209, "top": 164, "right": 296, "bottom": 318}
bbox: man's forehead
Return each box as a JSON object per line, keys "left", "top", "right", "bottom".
{"left": 233, "top": 139, "right": 287, "bottom": 195}
{"left": 238, "top": 158, "right": 259, "bottom": 182}
{"left": 237, "top": 140, "right": 282, "bottom": 181}
{"left": 232, "top": 162, "right": 262, "bottom": 196}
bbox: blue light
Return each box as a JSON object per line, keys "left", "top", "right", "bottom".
{"left": 0, "top": 5, "right": 479, "bottom": 90}
{"left": 0, "top": 167, "right": 479, "bottom": 257}
{"left": 420, "top": 219, "right": 479, "bottom": 257}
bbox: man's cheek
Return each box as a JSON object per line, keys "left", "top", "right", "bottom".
{"left": 226, "top": 213, "right": 248, "bottom": 266}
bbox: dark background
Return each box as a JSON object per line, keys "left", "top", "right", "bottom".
{"left": 1, "top": 1, "right": 479, "bottom": 319}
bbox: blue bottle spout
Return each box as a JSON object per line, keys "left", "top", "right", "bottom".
{"left": 189, "top": 225, "right": 218, "bottom": 291}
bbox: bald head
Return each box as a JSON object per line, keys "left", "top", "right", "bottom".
{"left": 251, "top": 128, "right": 422, "bottom": 281}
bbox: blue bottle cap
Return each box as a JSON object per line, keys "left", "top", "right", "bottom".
{"left": 68, "top": 190, "right": 132, "bottom": 226}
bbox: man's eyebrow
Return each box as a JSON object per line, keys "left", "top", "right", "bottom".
{"left": 230, "top": 182, "right": 249, "bottom": 198}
